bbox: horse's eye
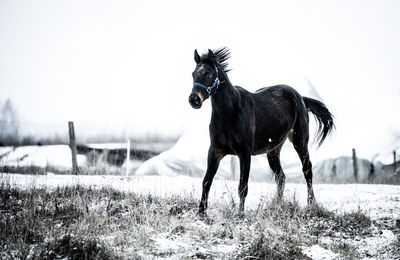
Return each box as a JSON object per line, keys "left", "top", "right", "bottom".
{"left": 206, "top": 73, "right": 213, "bottom": 80}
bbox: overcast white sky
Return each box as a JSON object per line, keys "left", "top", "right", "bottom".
{"left": 1, "top": 0, "right": 399, "bottom": 159}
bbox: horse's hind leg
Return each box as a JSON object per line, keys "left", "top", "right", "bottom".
{"left": 291, "top": 117, "right": 315, "bottom": 204}
{"left": 267, "top": 143, "right": 286, "bottom": 200}
{"left": 296, "top": 147, "right": 315, "bottom": 204}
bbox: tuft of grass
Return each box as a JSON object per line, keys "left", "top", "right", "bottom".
{"left": 242, "top": 230, "right": 306, "bottom": 260}
{"left": 330, "top": 240, "right": 357, "bottom": 259}
{"left": 240, "top": 198, "right": 309, "bottom": 259}
{"left": 39, "top": 234, "right": 117, "bottom": 260}
{"left": 301, "top": 204, "right": 372, "bottom": 239}
{"left": 333, "top": 210, "right": 372, "bottom": 234}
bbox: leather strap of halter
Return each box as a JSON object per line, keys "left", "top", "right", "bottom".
{"left": 193, "top": 65, "right": 220, "bottom": 95}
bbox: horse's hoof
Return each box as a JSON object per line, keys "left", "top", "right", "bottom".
{"left": 195, "top": 211, "right": 207, "bottom": 221}
{"left": 235, "top": 211, "right": 245, "bottom": 219}
{"left": 307, "top": 197, "right": 316, "bottom": 205}
{"left": 195, "top": 211, "right": 214, "bottom": 224}
{"left": 272, "top": 195, "right": 283, "bottom": 204}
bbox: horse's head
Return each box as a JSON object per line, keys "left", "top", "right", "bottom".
{"left": 189, "top": 49, "right": 220, "bottom": 109}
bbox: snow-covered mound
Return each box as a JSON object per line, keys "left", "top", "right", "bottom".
{"left": 0, "top": 145, "right": 86, "bottom": 169}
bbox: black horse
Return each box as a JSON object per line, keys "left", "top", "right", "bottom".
{"left": 189, "top": 48, "right": 334, "bottom": 218}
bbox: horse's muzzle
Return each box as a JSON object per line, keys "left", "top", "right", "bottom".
{"left": 189, "top": 93, "right": 203, "bottom": 109}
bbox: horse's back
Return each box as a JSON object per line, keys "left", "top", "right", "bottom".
{"left": 255, "top": 84, "right": 301, "bottom": 98}
{"left": 251, "top": 84, "right": 303, "bottom": 154}
{"left": 253, "top": 84, "right": 305, "bottom": 112}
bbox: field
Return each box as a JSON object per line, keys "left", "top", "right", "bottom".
{"left": 1, "top": 173, "right": 399, "bottom": 259}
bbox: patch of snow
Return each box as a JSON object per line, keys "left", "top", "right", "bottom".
{"left": 153, "top": 234, "right": 187, "bottom": 253}
{"left": 152, "top": 230, "right": 237, "bottom": 259}
{"left": 213, "top": 244, "right": 236, "bottom": 254}
{"left": 355, "top": 229, "right": 398, "bottom": 259}
{"left": 302, "top": 244, "right": 338, "bottom": 260}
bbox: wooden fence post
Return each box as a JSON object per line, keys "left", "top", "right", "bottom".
{"left": 394, "top": 150, "right": 397, "bottom": 173}
{"left": 352, "top": 148, "right": 358, "bottom": 182}
{"left": 68, "top": 121, "right": 78, "bottom": 175}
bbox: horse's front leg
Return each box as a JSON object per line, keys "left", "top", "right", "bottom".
{"left": 238, "top": 152, "right": 251, "bottom": 215}
{"left": 198, "top": 146, "right": 224, "bottom": 218}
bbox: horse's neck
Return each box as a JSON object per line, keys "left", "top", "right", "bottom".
{"left": 211, "top": 72, "right": 239, "bottom": 117}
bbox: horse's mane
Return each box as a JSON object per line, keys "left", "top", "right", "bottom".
{"left": 213, "top": 47, "right": 231, "bottom": 73}
{"left": 201, "top": 47, "right": 231, "bottom": 74}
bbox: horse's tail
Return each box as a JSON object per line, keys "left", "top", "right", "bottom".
{"left": 303, "top": 97, "right": 334, "bottom": 147}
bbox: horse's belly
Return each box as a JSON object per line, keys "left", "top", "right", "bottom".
{"left": 252, "top": 134, "right": 289, "bottom": 155}
{"left": 251, "top": 146, "right": 269, "bottom": 155}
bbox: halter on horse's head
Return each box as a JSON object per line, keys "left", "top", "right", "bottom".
{"left": 189, "top": 48, "right": 230, "bottom": 109}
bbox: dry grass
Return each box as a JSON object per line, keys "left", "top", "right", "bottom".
{"left": 1, "top": 178, "right": 398, "bottom": 259}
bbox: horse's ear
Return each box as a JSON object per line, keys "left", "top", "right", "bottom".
{"left": 208, "top": 49, "right": 215, "bottom": 63}
{"left": 194, "top": 49, "right": 201, "bottom": 64}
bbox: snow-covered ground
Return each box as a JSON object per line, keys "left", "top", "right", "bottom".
{"left": 2, "top": 173, "right": 399, "bottom": 220}
{"left": 2, "top": 173, "right": 399, "bottom": 259}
